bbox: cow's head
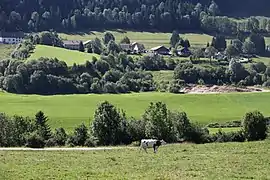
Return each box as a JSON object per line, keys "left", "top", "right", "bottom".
{"left": 160, "top": 139, "right": 166, "bottom": 145}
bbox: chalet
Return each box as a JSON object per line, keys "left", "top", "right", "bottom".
{"left": 83, "top": 40, "right": 92, "bottom": 47}
{"left": 131, "top": 42, "right": 145, "bottom": 53}
{"left": 119, "top": 43, "right": 132, "bottom": 53}
{"left": 150, "top": 45, "right": 171, "bottom": 55}
{"left": 63, "top": 40, "right": 81, "bottom": 50}
{"left": 0, "top": 31, "right": 24, "bottom": 44}
{"left": 177, "top": 47, "right": 191, "bottom": 57}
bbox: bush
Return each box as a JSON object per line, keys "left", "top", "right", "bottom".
{"left": 45, "top": 138, "right": 57, "bottom": 147}
{"left": 25, "top": 131, "right": 45, "bottom": 148}
{"left": 243, "top": 111, "right": 267, "bottom": 141}
{"left": 69, "top": 124, "right": 88, "bottom": 146}
{"left": 126, "top": 119, "right": 146, "bottom": 142}
{"left": 84, "top": 136, "right": 98, "bottom": 147}
{"left": 185, "top": 123, "right": 210, "bottom": 144}
{"left": 211, "top": 130, "right": 245, "bottom": 143}
{"left": 53, "top": 128, "right": 68, "bottom": 146}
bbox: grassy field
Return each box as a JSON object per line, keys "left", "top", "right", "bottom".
{"left": 0, "top": 141, "right": 269, "bottom": 179}
{"left": 151, "top": 70, "right": 174, "bottom": 83}
{"left": 0, "top": 91, "right": 270, "bottom": 131}
{"left": 208, "top": 127, "right": 241, "bottom": 134}
{"left": 0, "top": 44, "right": 15, "bottom": 59}
{"left": 27, "top": 45, "right": 100, "bottom": 66}
{"left": 59, "top": 31, "right": 213, "bottom": 49}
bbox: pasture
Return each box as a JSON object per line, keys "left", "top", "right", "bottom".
{"left": 0, "top": 44, "right": 15, "bottom": 59}
{"left": 0, "top": 92, "right": 270, "bottom": 131}
{"left": 27, "top": 45, "right": 100, "bottom": 66}
{"left": 59, "top": 30, "right": 213, "bottom": 49}
{"left": 0, "top": 141, "right": 269, "bottom": 179}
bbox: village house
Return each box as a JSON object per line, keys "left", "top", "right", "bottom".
{"left": 177, "top": 47, "right": 191, "bottom": 57}
{"left": 131, "top": 42, "right": 145, "bottom": 54}
{"left": 83, "top": 40, "right": 92, "bottom": 47}
{"left": 63, "top": 40, "right": 81, "bottom": 50}
{"left": 150, "top": 45, "right": 171, "bottom": 55}
{"left": 119, "top": 43, "right": 132, "bottom": 53}
{"left": 0, "top": 31, "right": 24, "bottom": 44}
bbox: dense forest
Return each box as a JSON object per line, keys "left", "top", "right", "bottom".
{"left": 1, "top": 0, "right": 270, "bottom": 33}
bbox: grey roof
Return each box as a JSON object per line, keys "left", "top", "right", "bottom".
{"left": 150, "top": 45, "right": 169, "bottom": 51}
{"left": 63, "top": 40, "right": 81, "bottom": 45}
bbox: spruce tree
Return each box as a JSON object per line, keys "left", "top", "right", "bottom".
{"left": 35, "top": 111, "right": 51, "bottom": 140}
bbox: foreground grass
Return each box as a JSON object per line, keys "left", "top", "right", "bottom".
{"left": 28, "top": 45, "right": 100, "bottom": 66}
{"left": 0, "top": 44, "right": 15, "bottom": 59}
{"left": 59, "top": 31, "right": 213, "bottom": 49}
{"left": 0, "top": 92, "right": 270, "bottom": 131}
{"left": 0, "top": 141, "right": 269, "bottom": 179}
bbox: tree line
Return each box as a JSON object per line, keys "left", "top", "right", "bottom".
{"left": 0, "top": 101, "right": 268, "bottom": 148}
{"left": 2, "top": 0, "right": 270, "bottom": 34}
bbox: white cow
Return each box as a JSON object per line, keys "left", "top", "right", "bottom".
{"left": 140, "top": 139, "right": 166, "bottom": 153}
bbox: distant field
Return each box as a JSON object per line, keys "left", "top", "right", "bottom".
{"left": 59, "top": 31, "right": 213, "bottom": 49}
{"left": 28, "top": 45, "right": 100, "bottom": 66}
{"left": 151, "top": 70, "right": 174, "bottom": 83}
{"left": 0, "top": 141, "right": 269, "bottom": 179}
{"left": 0, "top": 92, "right": 270, "bottom": 131}
{"left": 0, "top": 44, "right": 15, "bottom": 59}
{"left": 208, "top": 127, "right": 241, "bottom": 134}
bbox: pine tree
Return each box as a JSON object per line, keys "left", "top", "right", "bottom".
{"left": 35, "top": 111, "right": 51, "bottom": 140}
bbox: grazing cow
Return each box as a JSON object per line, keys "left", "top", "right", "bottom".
{"left": 140, "top": 139, "right": 166, "bottom": 153}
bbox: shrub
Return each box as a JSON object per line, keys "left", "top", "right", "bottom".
{"left": 84, "top": 136, "right": 98, "bottom": 147}
{"left": 53, "top": 128, "right": 68, "bottom": 146}
{"left": 126, "top": 119, "right": 146, "bottom": 142}
{"left": 45, "top": 138, "right": 57, "bottom": 147}
{"left": 69, "top": 124, "right": 88, "bottom": 146}
{"left": 25, "top": 131, "right": 45, "bottom": 148}
{"left": 185, "top": 123, "right": 210, "bottom": 144}
{"left": 243, "top": 111, "right": 267, "bottom": 141}
{"left": 211, "top": 130, "right": 245, "bottom": 143}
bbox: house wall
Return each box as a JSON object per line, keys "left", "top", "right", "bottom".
{"left": 0, "top": 37, "right": 23, "bottom": 44}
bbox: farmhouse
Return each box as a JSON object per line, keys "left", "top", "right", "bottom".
{"left": 120, "top": 43, "right": 132, "bottom": 52}
{"left": 150, "top": 45, "right": 171, "bottom": 55}
{"left": 63, "top": 40, "right": 81, "bottom": 50}
{"left": 0, "top": 31, "right": 24, "bottom": 44}
{"left": 131, "top": 42, "right": 145, "bottom": 53}
{"left": 177, "top": 47, "right": 191, "bottom": 57}
{"left": 83, "top": 40, "right": 92, "bottom": 47}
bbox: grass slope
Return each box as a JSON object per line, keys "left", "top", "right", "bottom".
{"left": 28, "top": 45, "right": 100, "bottom": 66}
{"left": 0, "top": 141, "right": 269, "bottom": 179}
{"left": 59, "top": 31, "right": 213, "bottom": 49}
{"left": 0, "top": 92, "right": 270, "bottom": 131}
{"left": 0, "top": 44, "right": 15, "bottom": 59}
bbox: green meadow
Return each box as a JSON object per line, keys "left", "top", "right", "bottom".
{"left": 0, "top": 141, "right": 269, "bottom": 179}
{"left": 0, "top": 44, "right": 15, "bottom": 59}
{"left": 0, "top": 92, "right": 269, "bottom": 131}
{"left": 59, "top": 31, "right": 213, "bottom": 49}
{"left": 28, "top": 45, "right": 100, "bottom": 66}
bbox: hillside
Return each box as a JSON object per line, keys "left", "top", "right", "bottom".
{"left": 28, "top": 45, "right": 99, "bottom": 66}
{"left": 2, "top": 0, "right": 270, "bottom": 34}
{"left": 0, "top": 92, "right": 270, "bottom": 131}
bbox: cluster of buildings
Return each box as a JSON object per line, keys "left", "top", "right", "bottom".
{"left": 61, "top": 39, "right": 192, "bottom": 57}
{"left": 0, "top": 31, "right": 24, "bottom": 44}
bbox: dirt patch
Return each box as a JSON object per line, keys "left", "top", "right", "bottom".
{"left": 181, "top": 85, "right": 270, "bottom": 94}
